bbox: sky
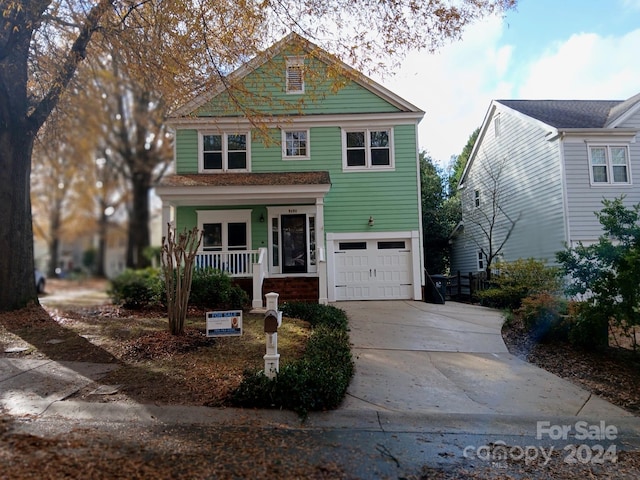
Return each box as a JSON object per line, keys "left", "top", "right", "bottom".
{"left": 375, "top": 0, "right": 640, "bottom": 168}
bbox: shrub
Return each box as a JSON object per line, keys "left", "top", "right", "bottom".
{"left": 516, "top": 293, "right": 569, "bottom": 342}
{"left": 477, "top": 258, "right": 562, "bottom": 309}
{"left": 109, "top": 268, "right": 163, "bottom": 309}
{"left": 231, "top": 303, "right": 354, "bottom": 417}
{"left": 281, "top": 302, "right": 349, "bottom": 330}
{"left": 187, "top": 267, "right": 249, "bottom": 310}
{"left": 566, "top": 301, "right": 609, "bottom": 350}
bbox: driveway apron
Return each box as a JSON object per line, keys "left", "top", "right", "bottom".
{"left": 338, "top": 300, "right": 632, "bottom": 418}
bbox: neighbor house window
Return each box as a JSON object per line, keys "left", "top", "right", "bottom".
{"left": 477, "top": 251, "right": 485, "bottom": 271}
{"left": 343, "top": 128, "right": 394, "bottom": 170}
{"left": 286, "top": 56, "right": 304, "bottom": 94}
{"left": 282, "top": 130, "right": 309, "bottom": 159}
{"left": 589, "top": 145, "right": 630, "bottom": 184}
{"left": 201, "top": 132, "right": 249, "bottom": 172}
{"left": 494, "top": 114, "right": 501, "bottom": 137}
{"left": 474, "top": 190, "right": 481, "bottom": 208}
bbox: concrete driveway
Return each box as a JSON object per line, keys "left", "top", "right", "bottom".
{"left": 338, "top": 300, "right": 632, "bottom": 418}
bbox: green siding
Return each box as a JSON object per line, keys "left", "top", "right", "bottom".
{"left": 195, "top": 51, "right": 400, "bottom": 117}
{"left": 176, "top": 129, "right": 198, "bottom": 174}
{"left": 176, "top": 125, "right": 419, "bottom": 234}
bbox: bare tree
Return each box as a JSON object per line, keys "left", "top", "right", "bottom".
{"left": 161, "top": 225, "right": 202, "bottom": 336}
{"left": 461, "top": 156, "right": 520, "bottom": 279}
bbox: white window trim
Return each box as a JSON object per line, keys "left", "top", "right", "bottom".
{"left": 198, "top": 131, "right": 251, "bottom": 173}
{"left": 587, "top": 143, "right": 632, "bottom": 186}
{"left": 281, "top": 128, "right": 310, "bottom": 160}
{"left": 341, "top": 127, "right": 395, "bottom": 171}
{"left": 285, "top": 56, "right": 305, "bottom": 94}
{"left": 196, "top": 210, "right": 252, "bottom": 251}
{"left": 477, "top": 251, "right": 485, "bottom": 271}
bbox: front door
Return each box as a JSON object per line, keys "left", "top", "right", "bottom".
{"left": 281, "top": 214, "right": 307, "bottom": 273}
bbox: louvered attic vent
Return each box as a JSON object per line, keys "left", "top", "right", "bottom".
{"left": 286, "top": 57, "right": 304, "bottom": 94}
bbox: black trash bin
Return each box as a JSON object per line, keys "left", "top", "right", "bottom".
{"left": 427, "top": 274, "right": 447, "bottom": 304}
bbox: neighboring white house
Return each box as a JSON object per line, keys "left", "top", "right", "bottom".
{"left": 450, "top": 93, "right": 640, "bottom": 275}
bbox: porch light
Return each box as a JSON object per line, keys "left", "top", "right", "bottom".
{"left": 368, "top": 216, "right": 374, "bottom": 227}
{"left": 259, "top": 213, "right": 265, "bottom": 223}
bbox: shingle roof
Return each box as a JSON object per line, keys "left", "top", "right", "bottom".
{"left": 159, "top": 171, "right": 331, "bottom": 187}
{"left": 496, "top": 99, "right": 622, "bottom": 128}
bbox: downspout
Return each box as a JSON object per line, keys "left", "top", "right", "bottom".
{"left": 557, "top": 131, "right": 572, "bottom": 250}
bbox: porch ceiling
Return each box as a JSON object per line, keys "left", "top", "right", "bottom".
{"left": 156, "top": 171, "right": 331, "bottom": 206}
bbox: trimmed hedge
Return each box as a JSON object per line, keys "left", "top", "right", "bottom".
{"left": 231, "top": 302, "right": 354, "bottom": 417}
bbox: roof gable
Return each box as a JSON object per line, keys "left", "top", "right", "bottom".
{"left": 606, "top": 92, "right": 640, "bottom": 127}
{"left": 172, "top": 33, "right": 422, "bottom": 118}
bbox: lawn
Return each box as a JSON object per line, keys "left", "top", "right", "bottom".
{"left": 0, "top": 282, "right": 310, "bottom": 407}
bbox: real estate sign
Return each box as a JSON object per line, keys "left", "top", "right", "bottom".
{"left": 206, "top": 310, "right": 243, "bottom": 337}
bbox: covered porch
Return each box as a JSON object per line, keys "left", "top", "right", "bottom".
{"left": 155, "top": 172, "right": 332, "bottom": 308}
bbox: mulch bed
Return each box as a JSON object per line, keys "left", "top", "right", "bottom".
{"left": 502, "top": 317, "right": 640, "bottom": 414}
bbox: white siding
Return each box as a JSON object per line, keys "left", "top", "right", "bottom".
{"left": 451, "top": 106, "right": 567, "bottom": 274}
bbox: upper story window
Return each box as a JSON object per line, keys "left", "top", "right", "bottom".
{"left": 286, "top": 56, "right": 305, "bottom": 94}
{"left": 588, "top": 145, "right": 630, "bottom": 185}
{"left": 342, "top": 128, "right": 394, "bottom": 170}
{"left": 494, "top": 115, "right": 501, "bottom": 138}
{"left": 201, "top": 132, "right": 250, "bottom": 172}
{"left": 282, "top": 129, "right": 309, "bottom": 159}
{"left": 474, "top": 190, "right": 481, "bottom": 208}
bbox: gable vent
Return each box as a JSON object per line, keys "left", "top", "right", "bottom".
{"left": 286, "top": 57, "right": 304, "bottom": 94}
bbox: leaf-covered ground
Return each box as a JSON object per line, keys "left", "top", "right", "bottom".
{"left": 0, "top": 279, "right": 310, "bottom": 408}
{"left": 1, "top": 280, "right": 639, "bottom": 478}
{"left": 501, "top": 316, "right": 640, "bottom": 415}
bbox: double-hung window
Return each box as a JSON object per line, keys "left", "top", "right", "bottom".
{"left": 589, "top": 145, "right": 631, "bottom": 185}
{"left": 201, "top": 132, "right": 249, "bottom": 172}
{"left": 282, "top": 129, "right": 309, "bottom": 159}
{"left": 343, "top": 128, "right": 394, "bottom": 170}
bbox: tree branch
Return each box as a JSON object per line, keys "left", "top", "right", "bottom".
{"left": 28, "top": 0, "right": 114, "bottom": 132}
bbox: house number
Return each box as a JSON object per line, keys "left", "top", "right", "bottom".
{"left": 288, "top": 209, "right": 297, "bottom": 213}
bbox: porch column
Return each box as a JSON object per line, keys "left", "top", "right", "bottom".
{"left": 161, "top": 203, "right": 175, "bottom": 240}
{"left": 316, "top": 197, "right": 328, "bottom": 304}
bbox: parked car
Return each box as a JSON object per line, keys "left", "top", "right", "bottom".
{"left": 35, "top": 268, "right": 46, "bottom": 294}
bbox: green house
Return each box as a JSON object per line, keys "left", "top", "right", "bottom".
{"left": 156, "top": 33, "right": 425, "bottom": 307}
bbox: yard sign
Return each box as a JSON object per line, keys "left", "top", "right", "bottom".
{"left": 206, "top": 310, "right": 243, "bottom": 337}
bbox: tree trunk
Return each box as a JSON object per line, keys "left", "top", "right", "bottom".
{"left": 96, "top": 208, "right": 108, "bottom": 277}
{"left": 47, "top": 200, "right": 62, "bottom": 277}
{"left": 0, "top": 128, "right": 37, "bottom": 310}
{"left": 126, "top": 170, "right": 152, "bottom": 269}
{"left": 0, "top": 25, "right": 37, "bottom": 310}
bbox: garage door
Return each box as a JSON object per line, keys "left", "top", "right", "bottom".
{"left": 334, "top": 239, "right": 413, "bottom": 300}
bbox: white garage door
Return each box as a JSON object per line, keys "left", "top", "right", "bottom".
{"left": 334, "top": 239, "right": 413, "bottom": 300}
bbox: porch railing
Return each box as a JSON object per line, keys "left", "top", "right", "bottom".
{"left": 195, "top": 250, "right": 260, "bottom": 277}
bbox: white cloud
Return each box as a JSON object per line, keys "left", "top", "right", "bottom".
{"left": 376, "top": 15, "right": 515, "bottom": 167}
{"left": 516, "top": 29, "right": 640, "bottom": 100}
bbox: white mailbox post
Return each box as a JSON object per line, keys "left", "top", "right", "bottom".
{"left": 263, "top": 292, "right": 282, "bottom": 379}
